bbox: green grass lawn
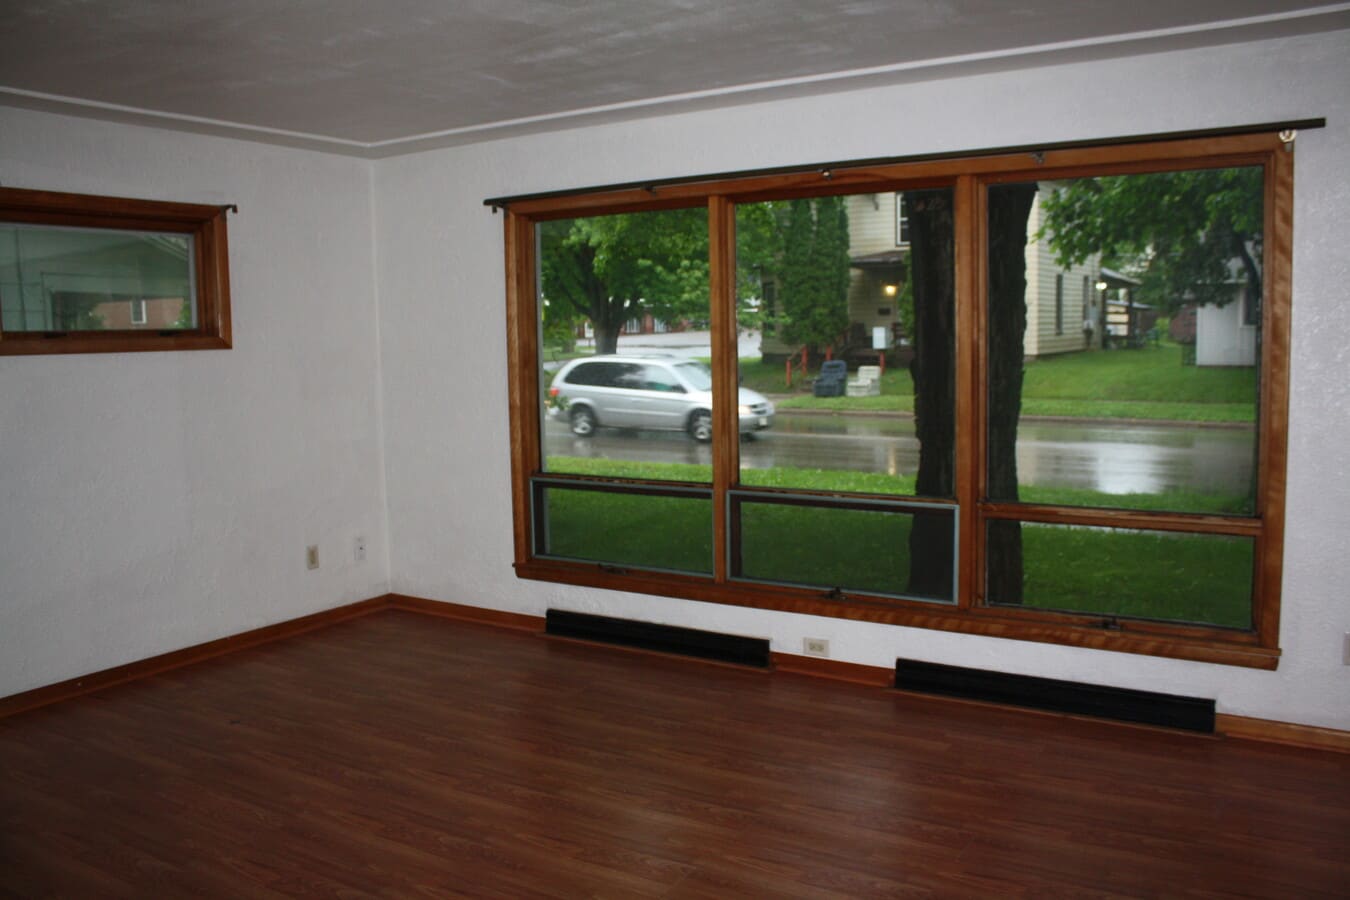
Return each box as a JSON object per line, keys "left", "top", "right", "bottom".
{"left": 1012, "top": 524, "right": 1252, "bottom": 628}
{"left": 739, "top": 341, "right": 1257, "bottom": 423}
{"left": 1022, "top": 342, "right": 1255, "bottom": 404}
{"left": 547, "top": 456, "right": 1250, "bottom": 515}
{"left": 545, "top": 458, "right": 1252, "bottom": 626}
{"left": 541, "top": 488, "right": 714, "bottom": 574}
{"left": 538, "top": 463, "right": 1253, "bottom": 629}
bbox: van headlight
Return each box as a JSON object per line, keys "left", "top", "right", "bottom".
{"left": 738, "top": 404, "right": 752, "bottom": 415}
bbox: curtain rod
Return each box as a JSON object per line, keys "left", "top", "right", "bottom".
{"left": 483, "top": 118, "right": 1325, "bottom": 211}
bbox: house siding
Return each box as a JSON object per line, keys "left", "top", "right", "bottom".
{"left": 1197, "top": 296, "right": 1258, "bottom": 366}
{"left": 1024, "top": 191, "right": 1101, "bottom": 358}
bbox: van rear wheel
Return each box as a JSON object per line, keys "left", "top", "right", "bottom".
{"left": 570, "top": 407, "right": 597, "bottom": 437}
{"left": 687, "top": 410, "right": 712, "bottom": 443}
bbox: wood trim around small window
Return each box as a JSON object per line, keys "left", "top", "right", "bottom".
{"left": 501, "top": 129, "right": 1297, "bottom": 670}
{"left": 0, "top": 187, "right": 232, "bottom": 355}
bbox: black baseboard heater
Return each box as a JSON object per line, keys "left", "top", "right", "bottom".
{"left": 546, "top": 609, "right": 771, "bottom": 668}
{"left": 894, "top": 658, "right": 1215, "bottom": 733}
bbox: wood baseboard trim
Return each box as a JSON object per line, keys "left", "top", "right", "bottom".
{"left": 387, "top": 593, "right": 543, "bottom": 633}
{"left": 0, "top": 595, "right": 393, "bottom": 719}
{"left": 6, "top": 592, "right": 1347, "bottom": 754}
{"left": 770, "top": 652, "right": 894, "bottom": 687}
{"left": 1216, "top": 714, "right": 1350, "bottom": 753}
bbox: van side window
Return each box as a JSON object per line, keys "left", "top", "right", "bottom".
{"left": 641, "top": 365, "right": 684, "bottom": 392}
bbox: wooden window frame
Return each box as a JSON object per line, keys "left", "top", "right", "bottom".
{"left": 0, "top": 187, "right": 232, "bottom": 355}
{"left": 501, "top": 131, "right": 1293, "bottom": 670}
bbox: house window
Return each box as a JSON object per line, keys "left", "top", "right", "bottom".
{"left": 1243, "top": 285, "right": 1260, "bottom": 327}
{"left": 499, "top": 130, "right": 1293, "bottom": 669}
{"left": 895, "top": 193, "right": 910, "bottom": 245}
{"left": 1054, "top": 274, "right": 1064, "bottom": 335}
{"left": 0, "top": 187, "right": 232, "bottom": 355}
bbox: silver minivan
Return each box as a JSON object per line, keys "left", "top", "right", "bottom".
{"left": 547, "top": 355, "right": 774, "bottom": 442}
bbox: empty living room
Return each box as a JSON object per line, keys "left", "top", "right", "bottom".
{"left": 2, "top": 3, "right": 1349, "bottom": 896}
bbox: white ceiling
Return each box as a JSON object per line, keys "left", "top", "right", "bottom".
{"left": 1, "top": 1, "right": 1347, "bottom": 157}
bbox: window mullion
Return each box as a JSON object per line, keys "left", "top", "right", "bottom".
{"left": 507, "top": 211, "right": 541, "bottom": 568}
{"left": 708, "top": 195, "right": 738, "bottom": 583}
{"left": 1252, "top": 145, "right": 1293, "bottom": 648}
{"left": 955, "top": 174, "right": 982, "bottom": 610}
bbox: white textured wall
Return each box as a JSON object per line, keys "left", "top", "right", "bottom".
{"left": 376, "top": 30, "right": 1350, "bottom": 730}
{"left": 0, "top": 109, "right": 390, "bottom": 697}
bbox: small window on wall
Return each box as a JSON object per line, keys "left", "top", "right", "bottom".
{"left": 0, "top": 187, "right": 232, "bottom": 355}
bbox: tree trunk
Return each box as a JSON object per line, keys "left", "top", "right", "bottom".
{"left": 590, "top": 286, "right": 627, "bottom": 355}
{"left": 905, "top": 189, "right": 956, "bottom": 600}
{"left": 1232, "top": 230, "right": 1262, "bottom": 318}
{"left": 593, "top": 322, "right": 620, "bottom": 355}
{"left": 985, "top": 183, "right": 1038, "bottom": 605}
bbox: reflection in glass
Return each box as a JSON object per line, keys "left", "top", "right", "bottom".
{"left": 987, "top": 168, "right": 1262, "bottom": 516}
{"left": 536, "top": 209, "right": 712, "bottom": 482}
{"left": 534, "top": 484, "right": 712, "bottom": 575}
{"left": 0, "top": 224, "right": 194, "bottom": 332}
{"left": 735, "top": 189, "right": 955, "bottom": 499}
{"left": 985, "top": 521, "right": 1254, "bottom": 629}
{"left": 735, "top": 496, "right": 955, "bottom": 602}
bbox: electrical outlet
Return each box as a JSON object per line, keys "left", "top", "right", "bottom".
{"left": 803, "top": 637, "right": 829, "bottom": 657}
{"left": 354, "top": 535, "right": 367, "bottom": 563}
{"left": 306, "top": 545, "right": 319, "bottom": 570}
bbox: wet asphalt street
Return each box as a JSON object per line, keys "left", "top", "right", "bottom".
{"left": 543, "top": 410, "right": 1254, "bottom": 498}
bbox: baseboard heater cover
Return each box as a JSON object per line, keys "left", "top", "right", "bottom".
{"left": 894, "top": 658, "right": 1216, "bottom": 733}
{"left": 545, "top": 610, "right": 770, "bottom": 668}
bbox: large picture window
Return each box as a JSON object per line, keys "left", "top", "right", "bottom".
{"left": 0, "top": 187, "right": 232, "bottom": 355}
{"left": 498, "top": 129, "right": 1295, "bottom": 669}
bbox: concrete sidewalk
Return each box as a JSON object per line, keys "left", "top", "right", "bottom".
{"left": 580, "top": 329, "right": 760, "bottom": 360}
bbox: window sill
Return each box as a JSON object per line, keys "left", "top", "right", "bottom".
{"left": 0, "top": 332, "right": 231, "bottom": 356}
{"left": 514, "top": 559, "right": 1280, "bottom": 670}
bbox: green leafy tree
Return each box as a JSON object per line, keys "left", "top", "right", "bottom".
{"left": 540, "top": 209, "right": 710, "bottom": 355}
{"left": 775, "top": 197, "right": 850, "bottom": 354}
{"left": 49, "top": 292, "right": 106, "bottom": 330}
{"left": 816, "top": 195, "right": 851, "bottom": 341}
{"left": 1039, "top": 168, "right": 1263, "bottom": 312}
{"left": 540, "top": 299, "right": 582, "bottom": 355}
{"left": 734, "top": 202, "right": 786, "bottom": 333}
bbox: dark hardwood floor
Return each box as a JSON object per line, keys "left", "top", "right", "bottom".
{"left": 2, "top": 610, "right": 1348, "bottom": 898}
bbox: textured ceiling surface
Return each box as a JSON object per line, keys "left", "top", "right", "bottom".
{"left": 0, "top": 1, "right": 1346, "bottom": 153}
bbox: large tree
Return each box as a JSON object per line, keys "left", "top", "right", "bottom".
{"left": 539, "top": 209, "right": 710, "bottom": 354}
{"left": 1039, "top": 167, "right": 1263, "bottom": 313}
{"left": 983, "top": 183, "right": 1039, "bottom": 604}
{"left": 903, "top": 189, "right": 955, "bottom": 599}
{"left": 774, "top": 196, "right": 851, "bottom": 354}
{"left": 905, "top": 185, "right": 1037, "bottom": 602}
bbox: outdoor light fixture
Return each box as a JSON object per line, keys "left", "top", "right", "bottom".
{"left": 883, "top": 283, "right": 898, "bottom": 297}
{"left": 1095, "top": 280, "right": 1108, "bottom": 291}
